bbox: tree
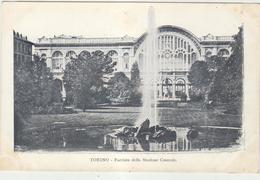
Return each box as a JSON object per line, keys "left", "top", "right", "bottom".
{"left": 51, "top": 79, "right": 63, "bottom": 103}
{"left": 188, "top": 55, "right": 226, "bottom": 103}
{"left": 107, "top": 72, "right": 131, "bottom": 104}
{"left": 188, "top": 61, "right": 211, "bottom": 101}
{"left": 188, "top": 61, "right": 211, "bottom": 88}
{"left": 209, "top": 26, "right": 243, "bottom": 114}
{"left": 30, "top": 55, "right": 59, "bottom": 109}
{"left": 129, "top": 62, "right": 142, "bottom": 106}
{"left": 14, "top": 54, "right": 64, "bottom": 144}
{"left": 63, "top": 51, "right": 116, "bottom": 111}
{"left": 14, "top": 59, "right": 34, "bottom": 144}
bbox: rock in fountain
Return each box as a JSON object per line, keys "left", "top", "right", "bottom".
{"left": 115, "top": 119, "right": 177, "bottom": 143}
{"left": 186, "top": 128, "right": 199, "bottom": 140}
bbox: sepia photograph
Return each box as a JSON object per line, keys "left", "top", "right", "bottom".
{"left": 0, "top": 1, "right": 259, "bottom": 172}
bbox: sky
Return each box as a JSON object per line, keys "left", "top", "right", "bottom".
{"left": 10, "top": 2, "right": 243, "bottom": 42}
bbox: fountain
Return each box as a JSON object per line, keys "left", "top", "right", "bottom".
{"left": 103, "top": 7, "right": 197, "bottom": 151}
{"left": 137, "top": 6, "right": 159, "bottom": 127}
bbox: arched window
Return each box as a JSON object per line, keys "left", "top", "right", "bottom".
{"left": 178, "top": 53, "right": 183, "bottom": 60}
{"left": 93, "top": 50, "right": 104, "bottom": 56}
{"left": 107, "top": 50, "right": 118, "bottom": 58}
{"left": 175, "top": 79, "right": 186, "bottom": 98}
{"left": 175, "top": 53, "right": 184, "bottom": 70}
{"left": 108, "top": 50, "right": 118, "bottom": 71}
{"left": 217, "top": 49, "right": 229, "bottom": 57}
{"left": 65, "top": 51, "right": 77, "bottom": 64}
{"left": 66, "top": 51, "right": 77, "bottom": 59}
{"left": 191, "top": 53, "right": 197, "bottom": 64}
{"left": 205, "top": 51, "right": 212, "bottom": 58}
{"left": 79, "top": 51, "right": 90, "bottom": 59}
{"left": 162, "top": 78, "right": 173, "bottom": 98}
{"left": 52, "top": 51, "right": 63, "bottom": 70}
{"left": 41, "top": 53, "right": 47, "bottom": 60}
{"left": 123, "top": 52, "right": 129, "bottom": 70}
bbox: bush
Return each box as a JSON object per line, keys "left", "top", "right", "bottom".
{"left": 189, "top": 88, "right": 204, "bottom": 102}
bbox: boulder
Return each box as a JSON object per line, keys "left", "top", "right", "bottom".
{"left": 115, "top": 127, "right": 137, "bottom": 138}
{"left": 137, "top": 138, "right": 150, "bottom": 151}
{"left": 152, "top": 129, "right": 176, "bottom": 142}
{"left": 187, "top": 129, "right": 199, "bottom": 140}
{"left": 136, "top": 119, "right": 150, "bottom": 137}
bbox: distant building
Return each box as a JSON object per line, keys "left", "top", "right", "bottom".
{"left": 13, "top": 31, "right": 33, "bottom": 66}
{"left": 34, "top": 25, "right": 234, "bottom": 101}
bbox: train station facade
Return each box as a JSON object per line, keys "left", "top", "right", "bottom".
{"left": 34, "top": 25, "right": 234, "bottom": 101}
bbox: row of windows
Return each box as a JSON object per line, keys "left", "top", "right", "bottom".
{"left": 48, "top": 50, "right": 127, "bottom": 58}
{"left": 49, "top": 50, "right": 130, "bottom": 70}
{"left": 14, "top": 54, "right": 31, "bottom": 61}
{"left": 159, "top": 78, "right": 189, "bottom": 98}
{"left": 14, "top": 41, "right": 32, "bottom": 55}
{"left": 138, "top": 52, "right": 197, "bottom": 72}
{"left": 14, "top": 54, "right": 31, "bottom": 66}
{"left": 205, "top": 49, "right": 230, "bottom": 57}
{"left": 158, "top": 35, "right": 194, "bottom": 52}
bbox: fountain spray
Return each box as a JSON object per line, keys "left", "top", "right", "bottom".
{"left": 137, "top": 6, "right": 159, "bottom": 127}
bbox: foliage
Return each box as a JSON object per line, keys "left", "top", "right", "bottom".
{"left": 51, "top": 79, "right": 63, "bottom": 103}
{"left": 188, "top": 26, "right": 243, "bottom": 114}
{"left": 30, "top": 55, "right": 61, "bottom": 109}
{"left": 14, "top": 54, "right": 65, "bottom": 144}
{"left": 188, "top": 61, "right": 211, "bottom": 89}
{"left": 14, "top": 60, "right": 34, "bottom": 143}
{"left": 63, "top": 51, "right": 116, "bottom": 111}
{"left": 107, "top": 72, "right": 131, "bottom": 104}
{"left": 188, "top": 54, "right": 226, "bottom": 103}
{"left": 209, "top": 26, "right": 243, "bottom": 114}
{"left": 189, "top": 88, "right": 204, "bottom": 102}
{"left": 129, "top": 62, "right": 142, "bottom": 106}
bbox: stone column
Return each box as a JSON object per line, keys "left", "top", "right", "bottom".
{"left": 212, "top": 47, "right": 218, "bottom": 56}
{"left": 172, "top": 73, "right": 176, "bottom": 100}
{"left": 185, "top": 74, "right": 190, "bottom": 101}
{"left": 158, "top": 82, "right": 162, "bottom": 99}
{"left": 201, "top": 47, "right": 206, "bottom": 61}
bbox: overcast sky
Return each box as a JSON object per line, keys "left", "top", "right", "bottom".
{"left": 11, "top": 3, "right": 243, "bottom": 42}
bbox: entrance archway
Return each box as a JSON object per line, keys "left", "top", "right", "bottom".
{"left": 162, "top": 78, "right": 173, "bottom": 99}
{"left": 175, "top": 79, "right": 186, "bottom": 98}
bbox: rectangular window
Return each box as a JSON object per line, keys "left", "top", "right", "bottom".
{"left": 162, "top": 36, "right": 164, "bottom": 49}
{"left": 171, "top": 36, "right": 173, "bottom": 49}
{"left": 174, "top": 37, "right": 177, "bottom": 50}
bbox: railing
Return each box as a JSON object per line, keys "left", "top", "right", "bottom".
{"left": 200, "top": 36, "right": 234, "bottom": 41}
{"left": 37, "top": 37, "right": 136, "bottom": 44}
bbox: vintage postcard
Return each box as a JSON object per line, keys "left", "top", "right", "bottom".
{"left": 0, "top": 1, "right": 259, "bottom": 172}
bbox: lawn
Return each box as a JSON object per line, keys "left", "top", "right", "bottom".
{"left": 17, "top": 106, "right": 242, "bottom": 151}
{"left": 27, "top": 106, "right": 242, "bottom": 129}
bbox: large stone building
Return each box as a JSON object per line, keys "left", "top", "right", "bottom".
{"left": 34, "top": 25, "right": 234, "bottom": 101}
{"left": 13, "top": 31, "right": 33, "bottom": 66}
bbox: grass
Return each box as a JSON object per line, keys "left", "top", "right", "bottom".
{"left": 27, "top": 106, "right": 242, "bottom": 129}
{"left": 17, "top": 106, "right": 242, "bottom": 151}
